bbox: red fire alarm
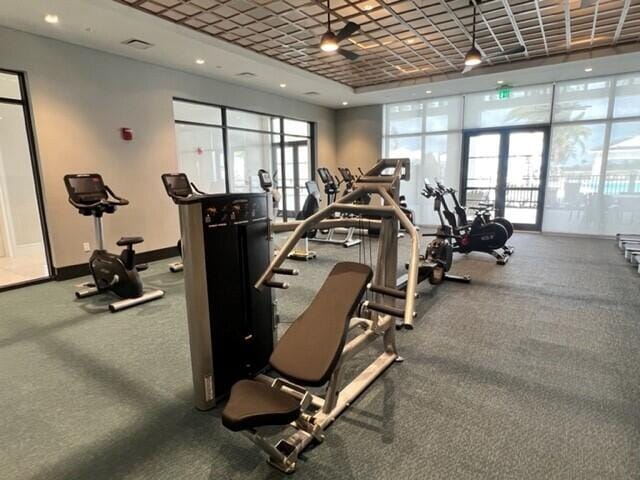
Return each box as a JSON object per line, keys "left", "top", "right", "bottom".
{"left": 121, "top": 128, "right": 133, "bottom": 141}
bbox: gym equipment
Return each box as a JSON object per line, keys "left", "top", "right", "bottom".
{"left": 64, "top": 174, "right": 164, "bottom": 312}
{"left": 436, "top": 181, "right": 514, "bottom": 253}
{"left": 430, "top": 179, "right": 511, "bottom": 265}
{"left": 615, "top": 234, "right": 640, "bottom": 271}
{"left": 258, "top": 169, "right": 317, "bottom": 261}
{"left": 161, "top": 173, "right": 206, "bottom": 272}
{"left": 397, "top": 181, "right": 471, "bottom": 289}
{"left": 257, "top": 169, "right": 282, "bottom": 219}
{"left": 616, "top": 233, "right": 640, "bottom": 251}
{"left": 340, "top": 166, "right": 416, "bottom": 228}
{"left": 178, "top": 191, "right": 276, "bottom": 408}
{"left": 220, "top": 158, "right": 419, "bottom": 473}
{"left": 288, "top": 181, "right": 319, "bottom": 260}
{"left": 313, "top": 167, "right": 361, "bottom": 247}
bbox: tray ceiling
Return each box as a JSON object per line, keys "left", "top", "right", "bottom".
{"left": 114, "top": 0, "right": 640, "bottom": 88}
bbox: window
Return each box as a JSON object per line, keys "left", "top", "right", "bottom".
{"left": 553, "top": 79, "right": 612, "bottom": 122}
{"left": 383, "top": 72, "right": 640, "bottom": 235}
{"left": 543, "top": 73, "right": 640, "bottom": 235}
{"left": 0, "top": 71, "right": 51, "bottom": 289}
{"left": 383, "top": 97, "right": 461, "bottom": 225}
{"left": 172, "top": 100, "right": 314, "bottom": 220}
{"left": 464, "top": 85, "right": 553, "bottom": 129}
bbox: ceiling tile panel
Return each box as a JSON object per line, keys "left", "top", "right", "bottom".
{"left": 115, "top": 0, "right": 640, "bottom": 88}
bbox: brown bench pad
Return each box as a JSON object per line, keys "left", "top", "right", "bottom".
{"left": 269, "top": 262, "right": 373, "bottom": 387}
{"left": 222, "top": 380, "right": 301, "bottom": 432}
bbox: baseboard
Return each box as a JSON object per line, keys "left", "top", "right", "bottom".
{"left": 55, "top": 245, "right": 179, "bottom": 281}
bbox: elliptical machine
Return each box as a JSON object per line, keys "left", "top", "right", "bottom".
{"left": 64, "top": 174, "right": 164, "bottom": 312}
{"left": 258, "top": 169, "right": 317, "bottom": 260}
{"left": 313, "top": 167, "right": 361, "bottom": 247}
{"left": 397, "top": 182, "right": 470, "bottom": 289}
{"left": 161, "top": 173, "right": 206, "bottom": 272}
{"left": 435, "top": 181, "right": 514, "bottom": 258}
{"left": 429, "top": 179, "right": 511, "bottom": 265}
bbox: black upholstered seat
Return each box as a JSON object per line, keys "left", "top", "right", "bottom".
{"left": 221, "top": 262, "right": 373, "bottom": 432}
{"left": 222, "top": 380, "right": 301, "bottom": 431}
{"left": 116, "top": 236, "right": 144, "bottom": 246}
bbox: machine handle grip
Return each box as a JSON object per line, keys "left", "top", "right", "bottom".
{"left": 190, "top": 182, "right": 206, "bottom": 195}
{"left": 272, "top": 267, "right": 299, "bottom": 276}
{"left": 104, "top": 185, "right": 130, "bottom": 206}
{"left": 264, "top": 280, "right": 289, "bottom": 289}
{"left": 364, "top": 301, "right": 414, "bottom": 319}
{"left": 368, "top": 283, "right": 406, "bottom": 300}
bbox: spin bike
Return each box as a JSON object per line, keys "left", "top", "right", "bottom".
{"left": 161, "top": 173, "right": 207, "bottom": 272}
{"left": 64, "top": 174, "right": 164, "bottom": 312}
{"left": 430, "top": 179, "right": 511, "bottom": 265}
{"left": 436, "top": 181, "right": 514, "bottom": 256}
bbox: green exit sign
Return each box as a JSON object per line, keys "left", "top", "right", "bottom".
{"left": 498, "top": 87, "right": 512, "bottom": 99}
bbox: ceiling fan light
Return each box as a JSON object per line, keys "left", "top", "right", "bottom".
{"left": 464, "top": 47, "right": 482, "bottom": 66}
{"left": 320, "top": 31, "right": 339, "bottom": 52}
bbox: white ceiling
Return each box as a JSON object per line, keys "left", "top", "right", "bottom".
{"left": 1, "top": 0, "right": 639, "bottom": 109}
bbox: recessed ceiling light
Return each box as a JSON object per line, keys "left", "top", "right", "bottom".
{"left": 342, "top": 101, "right": 349, "bottom": 106}
{"left": 584, "top": 67, "right": 593, "bottom": 72}
{"left": 195, "top": 59, "right": 205, "bottom": 65}
{"left": 280, "top": 83, "right": 287, "bottom": 88}
{"left": 44, "top": 14, "right": 59, "bottom": 24}
{"left": 497, "top": 80, "right": 504, "bottom": 84}
{"left": 406, "top": 38, "right": 415, "bottom": 44}
{"left": 425, "top": 90, "right": 432, "bottom": 94}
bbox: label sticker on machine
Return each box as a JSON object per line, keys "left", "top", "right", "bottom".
{"left": 204, "top": 375, "right": 214, "bottom": 401}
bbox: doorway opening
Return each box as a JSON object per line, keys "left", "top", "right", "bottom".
{"left": 0, "top": 70, "right": 52, "bottom": 290}
{"left": 461, "top": 126, "right": 550, "bottom": 231}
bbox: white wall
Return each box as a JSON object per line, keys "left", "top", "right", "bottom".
{"left": 0, "top": 26, "right": 337, "bottom": 268}
{"left": 335, "top": 105, "right": 382, "bottom": 172}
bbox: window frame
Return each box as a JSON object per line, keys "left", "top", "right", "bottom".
{"left": 173, "top": 98, "right": 316, "bottom": 221}
{"left": 0, "top": 68, "right": 54, "bottom": 291}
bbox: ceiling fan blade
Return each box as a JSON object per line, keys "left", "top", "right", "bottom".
{"left": 485, "top": 45, "right": 526, "bottom": 60}
{"left": 336, "top": 21, "right": 359, "bottom": 42}
{"left": 338, "top": 48, "right": 360, "bottom": 61}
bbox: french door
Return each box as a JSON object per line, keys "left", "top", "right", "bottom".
{"left": 461, "top": 126, "right": 550, "bottom": 231}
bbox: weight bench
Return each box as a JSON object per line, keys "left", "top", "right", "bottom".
{"left": 222, "top": 261, "right": 399, "bottom": 473}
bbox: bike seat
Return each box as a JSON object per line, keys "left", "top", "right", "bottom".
{"left": 117, "top": 236, "right": 144, "bottom": 246}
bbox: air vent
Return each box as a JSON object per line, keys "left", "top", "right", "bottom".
{"left": 304, "top": 91, "right": 320, "bottom": 96}
{"left": 122, "top": 39, "right": 154, "bottom": 50}
{"left": 236, "top": 72, "right": 257, "bottom": 78}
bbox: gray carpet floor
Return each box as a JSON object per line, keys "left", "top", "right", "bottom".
{"left": 0, "top": 233, "right": 639, "bottom": 479}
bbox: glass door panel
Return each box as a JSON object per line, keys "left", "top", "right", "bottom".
{"left": 465, "top": 133, "right": 500, "bottom": 216}
{"left": 463, "top": 128, "right": 549, "bottom": 231}
{"left": 0, "top": 101, "right": 50, "bottom": 288}
{"left": 505, "top": 131, "right": 545, "bottom": 226}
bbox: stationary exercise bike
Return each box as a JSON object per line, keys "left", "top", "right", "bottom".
{"left": 435, "top": 181, "right": 514, "bottom": 252}
{"left": 429, "top": 179, "right": 511, "bottom": 265}
{"left": 64, "top": 174, "right": 164, "bottom": 312}
{"left": 161, "top": 172, "right": 207, "bottom": 272}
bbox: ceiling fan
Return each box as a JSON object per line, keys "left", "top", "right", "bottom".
{"left": 319, "top": 0, "right": 360, "bottom": 61}
{"left": 463, "top": 0, "right": 526, "bottom": 74}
